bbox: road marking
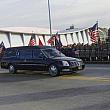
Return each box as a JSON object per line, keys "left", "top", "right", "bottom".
{"left": 59, "top": 75, "right": 110, "bottom": 82}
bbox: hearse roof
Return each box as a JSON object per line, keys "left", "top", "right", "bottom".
{"left": 6, "top": 46, "right": 53, "bottom": 50}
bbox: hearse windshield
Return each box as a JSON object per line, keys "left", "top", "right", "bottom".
{"left": 42, "top": 48, "right": 65, "bottom": 58}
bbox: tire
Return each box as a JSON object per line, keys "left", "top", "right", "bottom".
{"left": 9, "top": 64, "right": 17, "bottom": 74}
{"left": 48, "top": 64, "right": 60, "bottom": 77}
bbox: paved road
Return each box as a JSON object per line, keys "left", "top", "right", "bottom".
{"left": 0, "top": 64, "right": 110, "bottom": 110}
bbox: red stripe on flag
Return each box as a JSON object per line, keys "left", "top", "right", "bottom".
{"left": 88, "top": 23, "right": 99, "bottom": 43}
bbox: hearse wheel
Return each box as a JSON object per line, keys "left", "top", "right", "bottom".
{"left": 9, "top": 64, "right": 17, "bottom": 74}
{"left": 49, "top": 64, "right": 60, "bottom": 77}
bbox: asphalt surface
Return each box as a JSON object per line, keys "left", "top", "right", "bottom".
{"left": 0, "top": 64, "right": 110, "bottom": 110}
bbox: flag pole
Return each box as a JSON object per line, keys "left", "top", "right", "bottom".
{"left": 47, "top": 0, "right": 52, "bottom": 38}
{"left": 96, "top": 20, "right": 100, "bottom": 44}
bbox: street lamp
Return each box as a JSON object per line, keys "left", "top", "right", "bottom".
{"left": 47, "top": 0, "right": 52, "bottom": 37}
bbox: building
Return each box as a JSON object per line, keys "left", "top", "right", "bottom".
{"left": 0, "top": 27, "right": 57, "bottom": 48}
{"left": 58, "top": 26, "right": 108, "bottom": 46}
{"left": 0, "top": 26, "right": 108, "bottom": 48}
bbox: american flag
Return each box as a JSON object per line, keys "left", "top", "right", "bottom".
{"left": 28, "top": 35, "right": 36, "bottom": 46}
{"left": 89, "top": 23, "right": 99, "bottom": 43}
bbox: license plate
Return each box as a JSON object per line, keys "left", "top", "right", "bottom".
{"left": 62, "top": 69, "right": 70, "bottom": 71}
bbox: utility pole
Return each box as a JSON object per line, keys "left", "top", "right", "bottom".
{"left": 47, "top": 0, "right": 52, "bottom": 37}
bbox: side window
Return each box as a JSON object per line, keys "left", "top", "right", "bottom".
{"left": 33, "top": 49, "right": 45, "bottom": 59}
{"left": 19, "top": 49, "right": 32, "bottom": 59}
{"left": 4, "top": 49, "right": 17, "bottom": 57}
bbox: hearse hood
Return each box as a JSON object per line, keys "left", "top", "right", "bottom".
{"left": 51, "top": 56, "right": 82, "bottom": 62}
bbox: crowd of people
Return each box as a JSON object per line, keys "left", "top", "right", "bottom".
{"left": 59, "top": 42, "right": 110, "bottom": 62}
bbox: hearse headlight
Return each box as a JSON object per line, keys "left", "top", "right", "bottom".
{"left": 62, "top": 61, "right": 69, "bottom": 66}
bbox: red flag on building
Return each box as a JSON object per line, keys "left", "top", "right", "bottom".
{"left": 47, "top": 36, "right": 55, "bottom": 45}
{"left": 28, "top": 35, "right": 36, "bottom": 46}
{"left": 39, "top": 38, "right": 43, "bottom": 46}
{"left": 88, "top": 22, "right": 99, "bottom": 43}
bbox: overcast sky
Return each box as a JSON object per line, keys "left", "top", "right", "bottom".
{"left": 0, "top": 0, "right": 109, "bottom": 30}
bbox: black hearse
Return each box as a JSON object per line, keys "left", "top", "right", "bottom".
{"left": 0, "top": 46, "right": 85, "bottom": 76}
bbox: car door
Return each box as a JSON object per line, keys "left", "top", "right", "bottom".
{"left": 16, "top": 49, "right": 33, "bottom": 70}
{"left": 32, "top": 49, "right": 48, "bottom": 71}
